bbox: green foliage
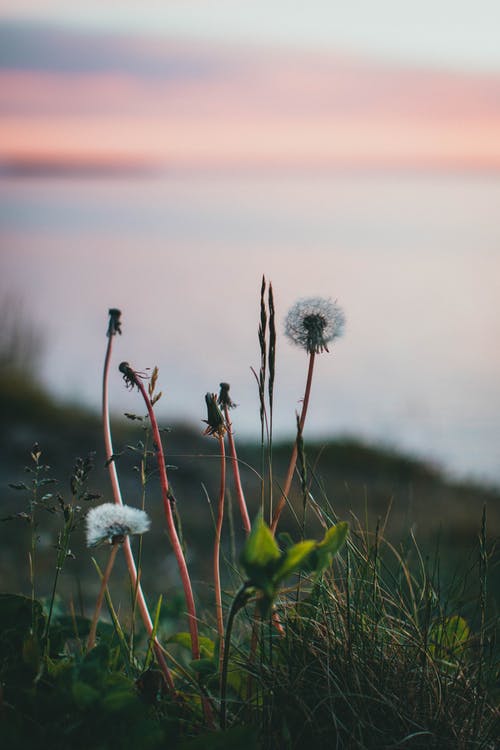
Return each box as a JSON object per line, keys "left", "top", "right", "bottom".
{"left": 240, "top": 515, "right": 348, "bottom": 613}
{"left": 429, "top": 615, "right": 471, "bottom": 663}
{"left": 168, "top": 632, "right": 216, "bottom": 660}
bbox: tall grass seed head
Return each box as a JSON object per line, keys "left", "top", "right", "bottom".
{"left": 284, "top": 297, "right": 345, "bottom": 354}
{"left": 86, "top": 503, "right": 151, "bottom": 547}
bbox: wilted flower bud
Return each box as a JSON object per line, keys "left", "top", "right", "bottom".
{"left": 203, "top": 393, "right": 227, "bottom": 437}
{"left": 218, "top": 382, "right": 237, "bottom": 410}
{"left": 284, "top": 297, "right": 345, "bottom": 354}
{"left": 107, "top": 308, "right": 122, "bottom": 337}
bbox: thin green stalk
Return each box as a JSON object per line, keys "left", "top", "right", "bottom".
{"left": 267, "top": 283, "right": 276, "bottom": 523}
{"left": 258, "top": 276, "right": 267, "bottom": 515}
{"left": 43, "top": 516, "right": 72, "bottom": 646}
{"left": 87, "top": 542, "right": 120, "bottom": 651}
{"left": 220, "top": 585, "right": 251, "bottom": 729}
{"left": 29, "top": 446, "right": 41, "bottom": 634}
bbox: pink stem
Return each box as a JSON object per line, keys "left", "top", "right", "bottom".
{"left": 135, "top": 378, "right": 200, "bottom": 661}
{"left": 214, "top": 434, "right": 226, "bottom": 674}
{"left": 223, "top": 406, "right": 251, "bottom": 535}
{"left": 102, "top": 336, "right": 175, "bottom": 692}
{"left": 271, "top": 352, "right": 316, "bottom": 533}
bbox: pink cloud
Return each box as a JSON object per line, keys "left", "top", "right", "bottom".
{"left": 1, "top": 44, "right": 500, "bottom": 170}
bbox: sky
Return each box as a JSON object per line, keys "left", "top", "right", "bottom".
{"left": 0, "top": 1, "right": 500, "bottom": 171}
{"left": 1, "top": 1, "right": 500, "bottom": 485}
{"left": 1, "top": 1, "right": 500, "bottom": 71}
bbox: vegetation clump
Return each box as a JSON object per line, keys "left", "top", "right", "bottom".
{"left": 0, "top": 287, "right": 498, "bottom": 749}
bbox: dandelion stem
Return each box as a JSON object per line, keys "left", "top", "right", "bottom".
{"left": 134, "top": 376, "right": 201, "bottom": 661}
{"left": 214, "top": 434, "right": 227, "bottom": 675}
{"left": 87, "top": 542, "right": 119, "bottom": 651}
{"left": 271, "top": 352, "right": 316, "bottom": 533}
{"left": 102, "top": 330, "right": 175, "bottom": 691}
{"left": 223, "top": 405, "right": 251, "bottom": 534}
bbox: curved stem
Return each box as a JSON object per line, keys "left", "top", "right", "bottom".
{"left": 271, "top": 352, "right": 316, "bottom": 533}
{"left": 102, "top": 335, "right": 175, "bottom": 691}
{"left": 220, "top": 585, "right": 249, "bottom": 729}
{"left": 214, "top": 434, "right": 227, "bottom": 674}
{"left": 135, "top": 378, "right": 200, "bottom": 661}
{"left": 224, "top": 406, "right": 251, "bottom": 534}
{"left": 87, "top": 543, "right": 119, "bottom": 651}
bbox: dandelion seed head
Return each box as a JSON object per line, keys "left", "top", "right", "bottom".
{"left": 285, "top": 297, "right": 345, "bottom": 354}
{"left": 86, "top": 503, "right": 150, "bottom": 547}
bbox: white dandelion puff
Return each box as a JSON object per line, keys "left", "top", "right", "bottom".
{"left": 86, "top": 503, "right": 151, "bottom": 547}
{"left": 284, "top": 297, "right": 345, "bottom": 354}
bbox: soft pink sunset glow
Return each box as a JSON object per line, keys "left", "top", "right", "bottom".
{"left": 1, "top": 46, "right": 500, "bottom": 171}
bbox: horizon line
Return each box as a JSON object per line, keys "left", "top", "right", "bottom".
{"left": 2, "top": 156, "right": 500, "bottom": 179}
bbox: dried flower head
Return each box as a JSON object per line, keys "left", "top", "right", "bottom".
{"left": 218, "top": 382, "right": 237, "bottom": 410}
{"left": 86, "top": 503, "right": 150, "bottom": 547}
{"left": 107, "top": 308, "right": 122, "bottom": 337}
{"left": 284, "top": 297, "right": 345, "bottom": 354}
{"left": 203, "top": 392, "right": 227, "bottom": 437}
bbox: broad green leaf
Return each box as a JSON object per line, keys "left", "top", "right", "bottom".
{"left": 167, "top": 632, "right": 215, "bottom": 659}
{"left": 315, "top": 522, "right": 348, "bottom": 572}
{"left": 240, "top": 516, "right": 281, "bottom": 585}
{"left": 22, "top": 633, "right": 40, "bottom": 671}
{"left": 430, "top": 615, "right": 470, "bottom": 660}
{"left": 276, "top": 531, "right": 294, "bottom": 550}
{"left": 102, "top": 673, "right": 137, "bottom": 712}
{"left": 72, "top": 680, "right": 100, "bottom": 708}
{"left": 273, "top": 540, "right": 317, "bottom": 583}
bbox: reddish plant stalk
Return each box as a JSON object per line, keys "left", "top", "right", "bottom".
{"left": 214, "top": 433, "right": 227, "bottom": 674}
{"left": 271, "top": 352, "right": 316, "bottom": 533}
{"left": 102, "top": 336, "right": 175, "bottom": 692}
{"left": 223, "top": 406, "right": 251, "bottom": 535}
{"left": 134, "top": 377, "right": 200, "bottom": 661}
{"left": 87, "top": 542, "right": 120, "bottom": 651}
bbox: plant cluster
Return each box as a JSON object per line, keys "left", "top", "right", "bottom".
{"left": 1, "top": 283, "right": 498, "bottom": 749}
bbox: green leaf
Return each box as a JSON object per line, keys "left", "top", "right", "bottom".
{"left": 167, "top": 632, "right": 215, "bottom": 659}
{"left": 315, "top": 522, "right": 348, "bottom": 572}
{"left": 72, "top": 680, "right": 100, "bottom": 709}
{"left": 144, "top": 595, "right": 163, "bottom": 670}
{"left": 102, "top": 673, "right": 137, "bottom": 712}
{"left": 22, "top": 633, "right": 40, "bottom": 671}
{"left": 430, "top": 615, "right": 470, "bottom": 660}
{"left": 240, "top": 515, "right": 281, "bottom": 585}
{"left": 276, "top": 531, "right": 294, "bottom": 550}
{"left": 273, "top": 540, "right": 317, "bottom": 583}
{"left": 189, "top": 658, "right": 217, "bottom": 677}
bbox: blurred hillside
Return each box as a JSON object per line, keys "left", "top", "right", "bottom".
{"left": 1, "top": 365, "right": 499, "bottom": 615}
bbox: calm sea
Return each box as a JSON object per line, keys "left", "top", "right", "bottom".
{"left": 1, "top": 170, "right": 500, "bottom": 485}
